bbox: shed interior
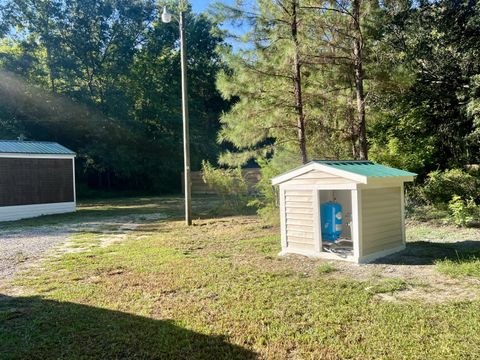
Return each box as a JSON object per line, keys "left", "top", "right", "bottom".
{"left": 318, "top": 189, "right": 354, "bottom": 258}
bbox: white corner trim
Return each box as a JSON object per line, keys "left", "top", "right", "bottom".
{"left": 351, "top": 189, "right": 362, "bottom": 260}
{"left": 400, "top": 184, "right": 406, "bottom": 246}
{"left": 279, "top": 186, "right": 287, "bottom": 250}
{"left": 72, "top": 157, "right": 77, "bottom": 206}
{"left": 312, "top": 189, "right": 321, "bottom": 253}
{"left": 0, "top": 202, "right": 76, "bottom": 222}
{"left": 357, "top": 244, "right": 406, "bottom": 264}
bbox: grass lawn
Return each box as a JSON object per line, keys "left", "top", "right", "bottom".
{"left": 1, "top": 196, "right": 480, "bottom": 359}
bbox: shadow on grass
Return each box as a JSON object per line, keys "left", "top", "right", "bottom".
{"left": 374, "top": 241, "right": 480, "bottom": 265}
{"left": 0, "top": 294, "right": 256, "bottom": 359}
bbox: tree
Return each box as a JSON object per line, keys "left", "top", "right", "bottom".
{"left": 215, "top": 0, "right": 360, "bottom": 168}
{"left": 0, "top": 0, "right": 229, "bottom": 192}
{"left": 351, "top": 0, "right": 367, "bottom": 159}
{"left": 367, "top": 0, "right": 480, "bottom": 174}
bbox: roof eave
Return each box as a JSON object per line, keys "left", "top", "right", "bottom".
{"left": 0, "top": 152, "right": 76, "bottom": 157}
{"left": 366, "top": 175, "right": 416, "bottom": 185}
{"left": 271, "top": 162, "right": 318, "bottom": 185}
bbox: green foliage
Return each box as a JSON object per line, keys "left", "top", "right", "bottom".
{"left": 214, "top": 0, "right": 360, "bottom": 167}
{"left": 448, "top": 195, "right": 479, "bottom": 227}
{"left": 421, "top": 169, "right": 480, "bottom": 206}
{"left": 216, "top": 0, "right": 480, "bottom": 218}
{"left": 201, "top": 160, "right": 249, "bottom": 210}
{"left": 2, "top": 0, "right": 480, "bottom": 199}
{"left": 369, "top": 0, "right": 480, "bottom": 174}
{"left": 251, "top": 151, "right": 302, "bottom": 223}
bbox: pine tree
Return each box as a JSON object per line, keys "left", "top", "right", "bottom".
{"left": 215, "top": 0, "right": 316, "bottom": 166}
{"left": 215, "top": 0, "right": 374, "bottom": 166}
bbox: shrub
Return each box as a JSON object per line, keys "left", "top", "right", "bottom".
{"left": 421, "top": 169, "right": 480, "bottom": 206}
{"left": 201, "top": 161, "right": 249, "bottom": 210}
{"left": 404, "top": 182, "right": 425, "bottom": 217}
{"left": 251, "top": 151, "right": 302, "bottom": 224}
{"left": 448, "top": 195, "right": 479, "bottom": 227}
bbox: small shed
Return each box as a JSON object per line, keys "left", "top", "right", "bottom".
{"left": 0, "top": 140, "right": 76, "bottom": 221}
{"left": 271, "top": 160, "right": 416, "bottom": 263}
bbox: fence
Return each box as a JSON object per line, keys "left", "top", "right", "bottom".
{"left": 182, "top": 168, "right": 261, "bottom": 194}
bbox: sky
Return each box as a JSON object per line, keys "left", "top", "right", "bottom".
{"left": 190, "top": 0, "right": 251, "bottom": 50}
{"left": 189, "top": 0, "right": 242, "bottom": 13}
{"left": 191, "top": 0, "right": 213, "bottom": 13}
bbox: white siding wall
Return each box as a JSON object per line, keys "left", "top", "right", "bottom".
{"left": 361, "top": 187, "right": 402, "bottom": 257}
{"left": 0, "top": 202, "right": 76, "bottom": 222}
{"left": 284, "top": 189, "right": 315, "bottom": 252}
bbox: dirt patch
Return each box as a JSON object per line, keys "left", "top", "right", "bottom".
{"left": 273, "top": 251, "right": 480, "bottom": 303}
{"left": 375, "top": 280, "right": 479, "bottom": 303}
{"left": 56, "top": 213, "right": 167, "bottom": 254}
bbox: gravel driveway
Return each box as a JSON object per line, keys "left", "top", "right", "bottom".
{"left": 0, "top": 227, "right": 71, "bottom": 281}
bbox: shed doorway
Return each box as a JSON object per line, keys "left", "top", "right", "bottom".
{"left": 318, "top": 189, "right": 354, "bottom": 258}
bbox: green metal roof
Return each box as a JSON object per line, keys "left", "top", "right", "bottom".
{"left": 313, "top": 160, "right": 417, "bottom": 178}
{"left": 0, "top": 140, "right": 75, "bottom": 155}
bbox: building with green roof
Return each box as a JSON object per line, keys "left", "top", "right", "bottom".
{"left": 0, "top": 140, "right": 76, "bottom": 222}
{"left": 271, "top": 161, "right": 416, "bottom": 263}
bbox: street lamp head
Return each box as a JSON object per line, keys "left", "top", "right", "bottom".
{"left": 161, "top": 6, "right": 172, "bottom": 23}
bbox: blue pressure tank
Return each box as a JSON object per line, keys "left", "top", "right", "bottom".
{"left": 320, "top": 202, "right": 343, "bottom": 242}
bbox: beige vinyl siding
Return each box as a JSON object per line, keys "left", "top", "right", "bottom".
{"left": 284, "top": 189, "right": 315, "bottom": 252}
{"left": 361, "top": 187, "right": 402, "bottom": 256}
{"left": 285, "top": 170, "right": 354, "bottom": 186}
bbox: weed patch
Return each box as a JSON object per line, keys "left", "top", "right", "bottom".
{"left": 365, "top": 278, "right": 408, "bottom": 294}
{"left": 317, "top": 263, "right": 337, "bottom": 274}
{"left": 436, "top": 252, "right": 480, "bottom": 279}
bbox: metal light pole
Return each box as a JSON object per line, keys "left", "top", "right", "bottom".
{"left": 162, "top": 5, "right": 192, "bottom": 226}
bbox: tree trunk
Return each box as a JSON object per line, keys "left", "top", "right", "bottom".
{"left": 348, "top": 100, "right": 358, "bottom": 159}
{"left": 291, "top": 0, "right": 308, "bottom": 164}
{"left": 45, "top": 47, "right": 56, "bottom": 93}
{"left": 352, "top": 0, "right": 368, "bottom": 160}
{"left": 43, "top": 18, "right": 56, "bottom": 93}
